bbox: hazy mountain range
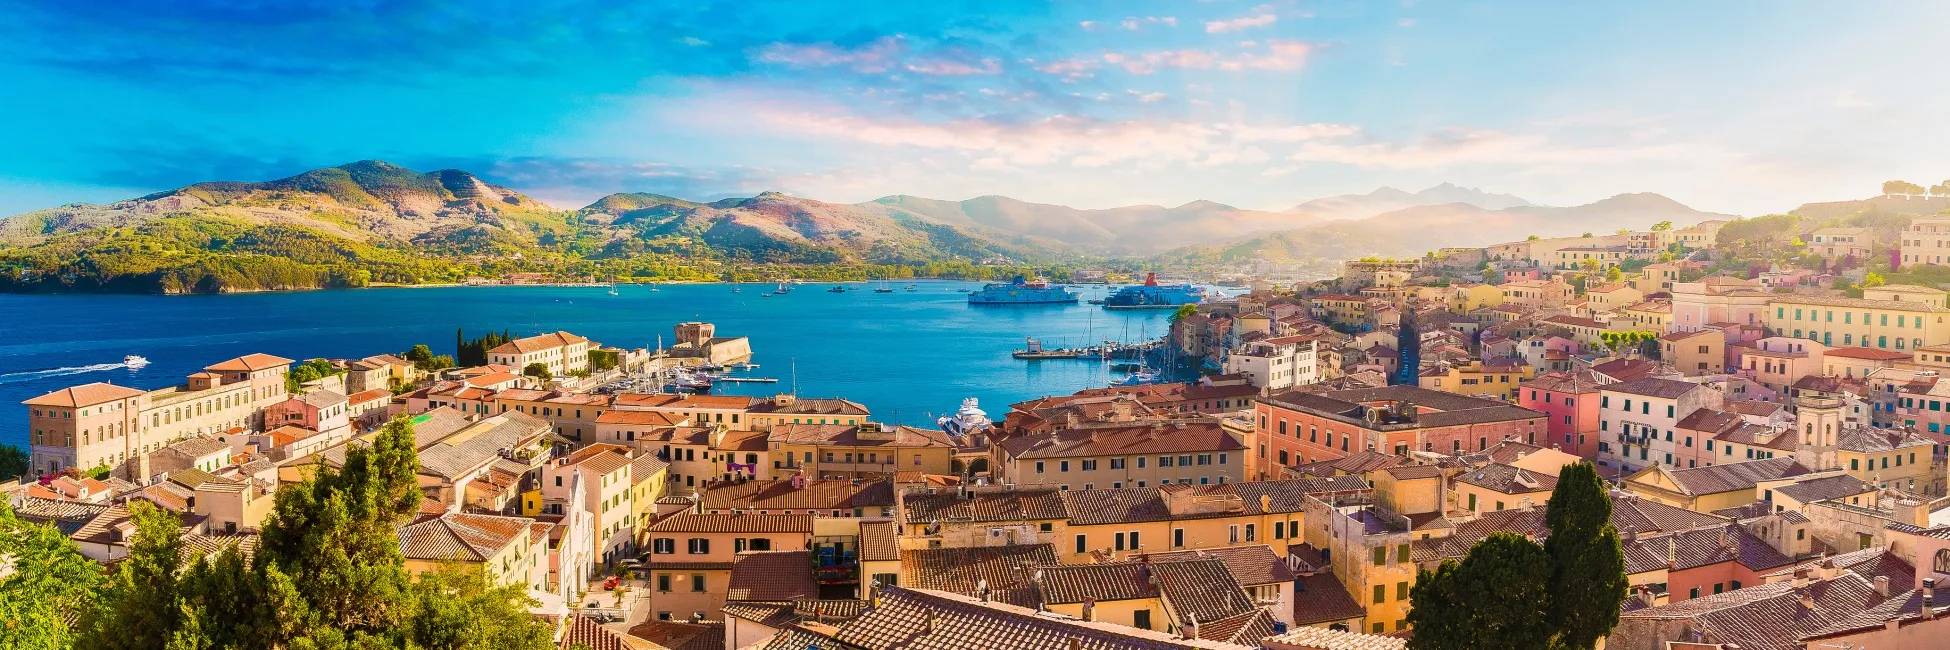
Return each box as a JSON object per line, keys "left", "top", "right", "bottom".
{"left": 0, "top": 160, "right": 1745, "bottom": 292}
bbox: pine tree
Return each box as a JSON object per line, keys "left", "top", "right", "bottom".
{"left": 83, "top": 501, "right": 187, "bottom": 650}
{"left": 1545, "top": 462, "right": 1629, "bottom": 650}
{"left": 1407, "top": 532, "right": 1554, "bottom": 650}
{"left": 0, "top": 503, "right": 105, "bottom": 650}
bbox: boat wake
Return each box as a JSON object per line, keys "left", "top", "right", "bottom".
{"left": 0, "top": 362, "right": 134, "bottom": 385}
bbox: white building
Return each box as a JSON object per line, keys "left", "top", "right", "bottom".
{"left": 1224, "top": 335, "right": 1320, "bottom": 393}
{"left": 1597, "top": 377, "right": 1724, "bottom": 475}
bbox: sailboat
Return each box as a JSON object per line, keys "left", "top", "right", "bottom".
{"left": 874, "top": 280, "right": 895, "bottom": 293}
{"left": 606, "top": 283, "right": 618, "bottom": 296}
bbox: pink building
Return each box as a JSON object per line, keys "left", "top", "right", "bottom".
{"left": 1669, "top": 277, "right": 1772, "bottom": 332}
{"left": 1502, "top": 267, "right": 1543, "bottom": 283}
{"left": 263, "top": 390, "right": 351, "bottom": 437}
{"left": 1519, "top": 370, "right": 1606, "bottom": 459}
{"left": 1740, "top": 337, "right": 1828, "bottom": 399}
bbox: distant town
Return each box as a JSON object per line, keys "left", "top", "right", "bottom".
{"left": 11, "top": 212, "right": 1950, "bottom": 650}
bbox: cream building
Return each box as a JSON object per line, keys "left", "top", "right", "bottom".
{"left": 487, "top": 331, "right": 592, "bottom": 377}
{"left": 25, "top": 354, "right": 292, "bottom": 477}
{"left": 1899, "top": 217, "right": 1950, "bottom": 266}
{"left": 1763, "top": 286, "right": 1950, "bottom": 351}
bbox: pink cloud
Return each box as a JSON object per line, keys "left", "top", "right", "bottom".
{"left": 756, "top": 36, "right": 905, "bottom": 73}
{"left": 1108, "top": 40, "right": 1312, "bottom": 74}
{"left": 1206, "top": 5, "right": 1278, "bottom": 33}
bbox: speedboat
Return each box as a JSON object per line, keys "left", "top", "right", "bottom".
{"left": 123, "top": 355, "right": 150, "bottom": 368}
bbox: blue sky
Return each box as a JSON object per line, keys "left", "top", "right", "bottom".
{"left": 2, "top": 0, "right": 1946, "bottom": 216}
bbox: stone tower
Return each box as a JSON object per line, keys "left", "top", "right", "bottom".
{"left": 1793, "top": 394, "right": 1843, "bottom": 472}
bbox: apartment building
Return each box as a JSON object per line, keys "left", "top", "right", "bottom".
{"left": 1763, "top": 286, "right": 1950, "bottom": 351}
{"left": 1597, "top": 378, "right": 1726, "bottom": 475}
{"left": 24, "top": 353, "right": 293, "bottom": 477}
{"left": 1518, "top": 370, "right": 1606, "bottom": 459}
{"left": 1899, "top": 217, "right": 1950, "bottom": 266}
{"left": 486, "top": 330, "right": 592, "bottom": 377}
{"left": 991, "top": 420, "right": 1250, "bottom": 489}
{"left": 541, "top": 442, "right": 638, "bottom": 566}
{"left": 1224, "top": 335, "right": 1320, "bottom": 393}
{"left": 1257, "top": 386, "right": 1547, "bottom": 473}
{"left": 643, "top": 513, "right": 814, "bottom": 622}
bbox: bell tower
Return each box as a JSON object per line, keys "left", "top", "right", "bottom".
{"left": 1793, "top": 394, "right": 1843, "bottom": 471}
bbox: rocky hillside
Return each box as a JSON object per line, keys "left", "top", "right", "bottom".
{"left": 869, "top": 195, "right": 1312, "bottom": 255}
{"left": 1163, "top": 192, "right": 1735, "bottom": 265}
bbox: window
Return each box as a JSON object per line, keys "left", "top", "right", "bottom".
{"left": 1036, "top": 461, "right": 1044, "bottom": 473}
{"left": 1110, "top": 458, "right": 1124, "bottom": 470}
{"left": 657, "top": 574, "right": 672, "bottom": 591}
{"left": 653, "top": 538, "right": 674, "bottom": 554}
{"left": 1396, "top": 581, "right": 1409, "bottom": 600}
{"left": 1060, "top": 461, "right": 1070, "bottom": 472}
{"left": 1374, "top": 584, "right": 1387, "bottom": 604}
{"left": 687, "top": 538, "right": 710, "bottom": 554}
{"left": 1076, "top": 534, "right": 1087, "bottom": 554}
{"left": 1133, "top": 610, "right": 1151, "bottom": 630}
{"left": 1115, "top": 532, "right": 1127, "bottom": 551}
{"left": 1372, "top": 546, "right": 1387, "bottom": 566}
{"left": 1159, "top": 456, "right": 1173, "bottom": 467}
{"left": 1397, "top": 544, "right": 1411, "bottom": 562}
{"left": 692, "top": 575, "right": 706, "bottom": 592}
{"left": 1245, "top": 524, "right": 1256, "bottom": 541}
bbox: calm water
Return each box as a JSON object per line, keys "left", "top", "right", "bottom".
{"left": 0, "top": 281, "right": 1181, "bottom": 448}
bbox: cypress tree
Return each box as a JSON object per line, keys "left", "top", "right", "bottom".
{"left": 1407, "top": 532, "right": 1554, "bottom": 650}
{"left": 82, "top": 502, "right": 187, "bottom": 650}
{"left": 1544, "top": 462, "right": 1630, "bottom": 650}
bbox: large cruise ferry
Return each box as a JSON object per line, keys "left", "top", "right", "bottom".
{"left": 1102, "top": 273, "right": 1205, "bottom": 309}
{"left": 967, "top": 276, "right": 1079, "bottom": 305}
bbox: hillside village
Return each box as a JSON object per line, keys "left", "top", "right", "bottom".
{"left": 9, "top": 206, "right": 1950, "bottom": 649}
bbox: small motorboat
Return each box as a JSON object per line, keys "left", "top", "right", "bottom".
{"left": 827, "top": 286, "right": 848, "bottom": 293}
{"left": 124, "top": 355, "right": 150, "bottom": 368}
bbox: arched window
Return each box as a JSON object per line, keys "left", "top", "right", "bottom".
{"left": 1936, "top": 549, "right": 1950, "bottom": 575}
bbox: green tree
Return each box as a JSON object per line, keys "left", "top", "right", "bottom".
{"left": 1169, "top": 304, "right": 1199, "bottom": 324}
{"left": 1864, "top": 272, "right": 1887, "bottom": 287}
{"left": 1526, "top": 234, "right": 1541, "bottom": 241}
{"left": 176, "top": 546, "right": 306, "bottom": 650}
{"left": 0, "top": 503, "right": 106, "bottom": 650}
{"left": 522, "top": 363, "right": 552, "bottom": 381}
{"left": 401, "top": 566, "right": 551, "bottom": 650}
{"left": 1545, "top": 462, "right": 1629, "bottom": 650}
{"left": 82, "top": 501, "right": 187, "bottom": 650}
{"left": 257, "top": 415, "right": 421, "bottom": 634}
{"left": 1604, "top": 266, "right": 1623, "bottom": 283}
{"left": 0, "top": 443, "right": 28, "bottom": 479}
{"left": 1407, "top": 532, "right": 1554, "bottom": 650}
{"left": 404, "top": 344, "right": 434, "bottom": 368}
{"left": 1650, "top": 221, "right": 1672, "bottom": 231}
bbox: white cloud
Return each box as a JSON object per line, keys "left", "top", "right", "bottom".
{"left": 1206, "top": 5, "right": 1279, "bottom": 33}
{"left": 1079, "top": 20, "right": 1098, "bottom": 30}
{"left": 680, "top": 37, "right": 709, "bottom": 47}
{"left": 904, "top": 58, "right": 1001, "bottom": 75}
{"left": 1106, "top": 39, "right": 1313, "bottom": 74}
{"left": 1832, "top": 90, "right": 1874, "bottom": 108}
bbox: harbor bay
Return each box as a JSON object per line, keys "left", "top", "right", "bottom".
{"left": 0, "top": 280, "right": 1177, "bottom": 448}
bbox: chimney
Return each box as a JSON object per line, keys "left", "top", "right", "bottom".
{"left": 1923, "top": 578, "right": 1937, "bottom": 621}
{"left": 1182, "top": 613, "right": 1199, "bottom": 640}
{"left": 977, "top": 578, "right": 991, "bottom": 603}
{"left": 1874, "top": 575, "right": 1891, "bottom": 598}
{"left": 1797, "top": 588, "right": 1815, "bottom": 611}
{"left": 1082, "top": 598, "right": 1096, "bottom": 622}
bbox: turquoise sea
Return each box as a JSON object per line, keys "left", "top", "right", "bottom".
{"left": 0, "top": 281, "right": 1182, "bottom": 448}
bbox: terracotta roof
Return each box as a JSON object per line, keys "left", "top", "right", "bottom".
{"left": 1292, "top": 571, "right": 1369, "bottom": 625}
{"left": 1723, "top": 400, "right": 1786, "bottom": 418}
{"left": 1034, "top": 561, "right": 1159, "bottom": 604}
{"left": 23, "top": 382, "right": 146, "bottom": 407}
{"left": 1061, "top": 477, "right": 1370, "bottom": 527}
{"left": 647, "top": 513, "right": 813, "bottom": 534}
{"left": 900, "top": 544, "right": 1059, "bottom": 608}
{"left": 826, "top": 587, "right": 1250, "bottom": 650}
{"left": 900, "top": 488, "right": 1067, "bottom": 524}
{"left": 558, "top": 613, "right": 636, "bottom": 650}
{"left": 1822, "top": 347, "right": 1911, "bottom": 361}
{"left": 1521, "top": 370, "right": 1607, "bottom": 394}
{"left": 1772, "top": 475, "right": 1876, "bottom": 504}
{"left": 700, "top": 479, "right": 894, "bottom": 512}
{"left": 771, "top": 423, "right": 958, "bottom": 449}
{"left": 858, "top": 520, "right": 899, "bottom": 562}
{"left": 1603, "top": 377, "right": 1701, "bottom": 399}
{"left": 1628, "top": 524, "right": 1793, "bottom": 573}
{"left": 1676, "top": 408, "right": 1745, "bottom": 433}
{"left": 487, "top": 331, "right": 588, "bottom": 355}
{"left": 1762, "top": 547, "right": 1915, "bottom": 589}
{"left": 728, "top": 550, "right": 820, "bottom": 601}
{"left": 398, "top": 512, "right": 534, "bottom": 562}
{"left": 1000, "top": 421, "right": 1244, "bottom": 460}
{"left": 1618, "top": 574, "right": 1890, "bottom": 650}
{"left": 1265, "top": 627, "right": 1406, "bottom": 650}
{"left": 204, "top": 353, "right": 295, "bottom": 372}
{"left": 346, "top": 388, "right": 392, "bottom": 404}
{"left": 1657, "top": 458, "right": 1811, "bottom": 496}
{"left": 623, "top": 621, "right": 723, "bottom": 650}
{"left": 751, "top": 397, "right": 871, "bottom": 417}
{"left": 1455, "top": 463, "right": 1558, "bottom": 494}
{"left": 595, "top": 410, "right": 683, "bottom": 426}
{"left": 557, "top": 443, "right": 634, "bottom": 475}
{"left": 1142, "top": 545, "right": 1295, "bottom": 586}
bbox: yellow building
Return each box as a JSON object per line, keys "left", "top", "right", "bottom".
{"left": 1792, "top": 395, "right": 1939, "bottom": 493}
{"left": 1662, "top": 329, "right": 1725, "bottom": 376}
{"left": 400, "top": 512, "right": 549, "bottom": 590}
{"left": 631, "top": 454, "right": 671, "bottom": 545}
{"left": 1311, "top": 294, "right": 1371, "bottom": 325}
{"left": 1621, "top": 457, "right": 1808, "bottom": 512}
{"left": 1449, "top": 283, "right": 1504, "bottom": 312}
{"left": 1585, "top": 283, "right": 1646, "bottom": 313}
{"left": 1763, "top": 286, "right": 1950, "bottom": 351}
{"left": 770, "top": 422, "right": 957, "bottom": 480}
{"left": 1416, "top": 362, "right": 1534, "bottom": 401}
{"left": 1054, "top": 477, "right": 1371, "bottom": 564}
{"left": 1452, "top": 463, "right": 1556, "bottom": 514}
